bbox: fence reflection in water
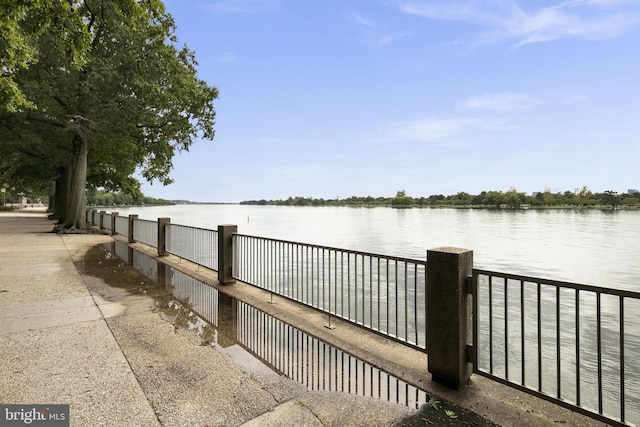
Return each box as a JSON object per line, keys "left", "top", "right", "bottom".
{"left": 474, "top": 270, "right": 640, "bottom": 426}
{"left": 237, "top": 302, "right": 429, "bottom": 409}
{"left": 112, "top": 243, "right": 431, "bottom": 409}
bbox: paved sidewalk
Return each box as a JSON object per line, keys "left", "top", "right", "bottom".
{"left": 0, "top": 210, "right": 415, "bottom": 426}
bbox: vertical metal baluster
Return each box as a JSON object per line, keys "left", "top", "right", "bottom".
{"left": 505, "top": 278, "right": 509, "bottom": 380}
{"left": 386, "top": 259, "right": 389, "bottom": 335}
{"left": 556, "top": 286, "right": 561, "bottom": 399}
{"left": 520, "top": 279, "right": 525, "bottom": 385}
{"left": 347, "top": 253, "right": 351, "bottom": 320}
{"left": 279, "top": 241, "right": 283, "bottom": 295}
{"left": 394, "top": 260, "right": 398, "bottom": 338}
{"left": 296, "top": 244, "right": 304, "bottom": 302}
{"left": 327, "top": 249, "right": 330, "bottom": 311}
{"left": 333, "top": 251, "right": 338, "bottom": 315}
{"left": 287, "top": 242, "right": 291, "bottom": 297}
{"left": 355, "top": 253, "right": 359, "bottom": 324}
{"left": 377, "top": 258, "right": 381, "bottom": 332}
{"left": 597, "top": 292, "right": 603, "bottom": 415}
{"left": 369, "top": 256, "right": 373, "bottom": 327}
{"left": 414, "top": 263, "right": 418, "bottom": 346}
{"left": 404, "top": 261, "right": 408, "bottom": 343}
{"left": 576, "top": 289, "right": 581, "bottom": 406}
{"left": 537, "top": 282, "right": 542, "bottom": 392}
{"left": 489, "top": 275, "right": 493, "bottom": 374}
{"left": 620, "top": 296, "right": 625, "bottom": 423}
{"left": 322, "top": 248, "right": 326, "bottom": 311}
{"left": 340, "top": 251, "right": 344, "bottom": 318}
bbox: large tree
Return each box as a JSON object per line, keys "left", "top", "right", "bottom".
{"left": 2, "top": 0, "right": 217, "bottom": 230}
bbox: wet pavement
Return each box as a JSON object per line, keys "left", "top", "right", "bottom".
{"left": 0, "top": 209, "right": 609, "bottom": 426}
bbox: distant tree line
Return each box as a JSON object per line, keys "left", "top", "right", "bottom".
{"left": 241, "top": 187, "right": 640, "bottom": 209}
{"left": 86, "top": 188, "right": 174, "bottom": 207}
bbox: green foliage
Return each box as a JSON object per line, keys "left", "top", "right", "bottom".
{"left": 241, "top": 186, "right": 640, "bottom": 210}
{"left": 391, "top": 190, "right": 415, "bottom": 208}
{"left": 1, "top": 0, "right": 217, "bottom": 230}
{"left": 0, "top": 0, "right": 90, "bottom": 112}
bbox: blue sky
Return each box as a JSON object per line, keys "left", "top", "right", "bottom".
{"left": 141, "top": 0, "right": 640, "bottom": 202}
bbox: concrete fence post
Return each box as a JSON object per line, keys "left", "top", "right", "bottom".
{"left": 157, "top": 217, "right": 170, "bottom": 256}
{"left": 91, "top": 210, "right": 98, "bottom": 226}
{"left": 426, "top": 247, "right": 473, "bottom": 389}
{"left": 217, "top": 224, "right": 237, "bottom": 284}
{"left": 111, "top": 212, "right": 118, "bottom": 236}
{"left": 128, "top": 214, "right": 138, "bottom": 243}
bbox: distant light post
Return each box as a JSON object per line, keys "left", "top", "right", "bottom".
{"left": 2, "top": 183, "right": 8, "bottom": 207}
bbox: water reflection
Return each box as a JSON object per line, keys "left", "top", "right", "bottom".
{"left": 85, "top": 241, "right": 430, "bottom": 409}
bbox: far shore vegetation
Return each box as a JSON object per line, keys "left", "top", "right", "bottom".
{"left": 31, "top": 186, "right": 635, "bottom": 211}
{"left": 241, "top": 187, "right": 640, "bottom": 210}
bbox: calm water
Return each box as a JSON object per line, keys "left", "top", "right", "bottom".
{"left": 106, "top": 205, "right": 640, "bottom": 423}
{"left": 111, "top": 205, "right": 640, "bottom": 291}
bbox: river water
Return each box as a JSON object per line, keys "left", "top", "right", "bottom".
{"left": 111, "top": 205, "right": 640, "bottom": 291}
{"left": 106, "top": 204, "right": 640, "bottom": 423}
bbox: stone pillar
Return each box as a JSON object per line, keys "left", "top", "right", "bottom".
{"left": 91, "top": 210, "right": 98, "bottom": 226}
{"left": 128, "top": 214, "right": 138, "bottom": 243}
{"left": 426, "top": 247, "right": 473, "bottom": 389}
{"left": 157, "top": 217, "right": 170, "bottom": 256}
{"left": 111, "top": 212, "right": 119, "bottom": 236}
{"left": 217, "top": 224, "right": 237, "bottom": 284}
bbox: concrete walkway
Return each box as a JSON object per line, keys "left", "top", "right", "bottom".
{"left": 0, "top": 210, "right": 415, "bottom": 426}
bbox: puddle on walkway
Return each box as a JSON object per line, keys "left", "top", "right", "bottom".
{"left": 82, "top": 241, "right": 432, "bottom": 409}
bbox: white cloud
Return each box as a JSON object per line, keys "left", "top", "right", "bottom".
{"left": 352, "top": 13, "right": 377, "bottom": 29}
{"left": 350, "top": 12, "right": 412, "bottom": 46}
{"left": 392, "top": 118, "right": 479, "bottom": 142}
{"left": 383, "top": 0, "right": 639, "bottom": 46}
{"left": 207, "top": 0, "right": 278, "bottom": 14}
{"left": 460, "top": 92, "right": 541, "bottom": 111}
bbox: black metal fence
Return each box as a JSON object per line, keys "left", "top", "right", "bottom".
{"left": 85, "top": 209, "right": 640, "bottom": 426}
{"left": 473, "top": 269, "right": 640, "bottom": 426}
{"left": 166, "top": 223, "right": 218, "bottom": 271}
{"left": 233, "top": 233, "right": 427, "bottom": 349}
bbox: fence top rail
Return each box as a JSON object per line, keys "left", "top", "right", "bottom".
{"left": 234, "top": 233, "right": 427, "bottom": 265}
{"left": 166, "top": 222, "right": 219, "bottom": 233}
{"left": 473, "top": 268, "right": 640, "bottom": 299}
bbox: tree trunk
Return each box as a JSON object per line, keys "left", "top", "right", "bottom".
{"left": 51, "top": 169, "right": 67, "bottom": 221}
{"left": 57, "top": 130, "right": 87, "bottom": 231}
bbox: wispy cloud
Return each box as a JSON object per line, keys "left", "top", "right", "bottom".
{"left": 460, "top": 92, "right": 541, "bottom": 111}
{"left": 386, "top": 114, "right": 522, "bottom": 144}
{"left": 206, "top": 0, "right": 278, "bottom": 14}
{"left": 391, "top": 117, "right": 480, "bottom": 142}
{"left": 349, "top": 12, "right": 412, "bottom": 46}
{"left": 383, "top": 0, "right": 639, "bottom": 46}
